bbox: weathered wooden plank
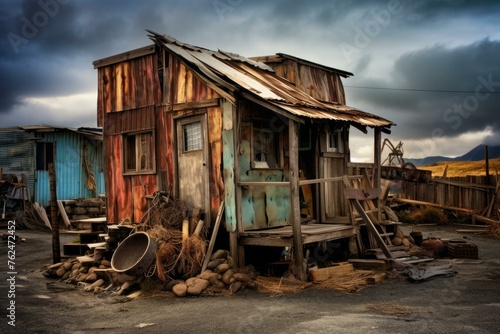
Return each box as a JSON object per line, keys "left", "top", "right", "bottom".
{"left": 201, "top": 199, "right": 224, "bottom": 273}
{"left": 56, "top": 200, "right": 71, "bottom": 228}
{"left": 289, "top": 119, "right": 305, "bottom": 280}
{"left": 392, "top": 197, "right": 475, "bottom": 214}
{"left": 311, "top": 263, "right": 354, "bottom": 282}
{"left": 349, "top": 197, "right": 393, "bottom": 259}
{"left": 115, "top": 63, "right": 124, "bottom": 111}
{"left": 348, "top": 259, "right": 390, "bottom": 271}
{"left": 222, "top": 100, "right": 237, "bottom": 232}
{"left": 344, "top": 188, "right": 380, "bottom": 201}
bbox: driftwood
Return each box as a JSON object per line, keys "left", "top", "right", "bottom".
{"left": 33, "top": 202, "right": 51, "bottom": 230}
{"left": 201, "top": 200, "right": 224, "bottom": 273}
{"left": 57, "top": 200, "right": 71, "bottom": 228}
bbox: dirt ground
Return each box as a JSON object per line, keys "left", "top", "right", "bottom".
{"left": 1, "top": 223, "right": 500, "bottom": 334}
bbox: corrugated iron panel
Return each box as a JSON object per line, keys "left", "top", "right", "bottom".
{"left": 0, "top": 128, "right": 35, "bottom": 197}
{"left": 148, "top": 32, "right": 395, "bottom": 128}
{"left": 35, "top": 131, "right": 104, "bottom": 205}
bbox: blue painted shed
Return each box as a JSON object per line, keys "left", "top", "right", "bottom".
{"left": 20, "top": 125, "right": 104, "bottom": 206}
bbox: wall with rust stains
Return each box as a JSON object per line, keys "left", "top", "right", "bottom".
{"left": 97, "top": 53, "right": 163, "bottom": 223}
{"left": 97, "top": 50, "right": 225, "bottom": 224}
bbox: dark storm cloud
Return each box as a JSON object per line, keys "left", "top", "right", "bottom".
{"left": 348, "top": 39, "right": 500, "bottom": 140}
{"left": 0, "top": 0, "right": 499, "bottom": 139}
{"left": 0, "top": 0, "right": 196, "bottom": 117}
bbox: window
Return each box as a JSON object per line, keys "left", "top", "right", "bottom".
{"left": 124, "top": 131, "right": 155, "bottom": 174}
{"left": 299, "top": 124, "right": 312, "bottom": 151}
{"left": 182, "top": 122, "right": 202, "bottom": 152}
{"left": 35, "top": 142, "right": 54, "bottom": 171}
{"left": 252, "top": 120, "right": 282, "bottom": 169}
{"left": 325, "top": 126, "right": 344, "bottom": 154}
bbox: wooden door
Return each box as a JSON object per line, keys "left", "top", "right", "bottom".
{"left": 176, "top": 115, "right": 209, "bottom": 218}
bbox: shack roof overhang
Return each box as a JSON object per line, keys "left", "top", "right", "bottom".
{"left": 20, "top": 125, "right": 103, "bottom": 141}
{"left": 93, "top": 31, "right": 395, "bottom": 133}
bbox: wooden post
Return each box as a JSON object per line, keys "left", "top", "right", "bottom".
{"left": 289, "top": 120, "right": 305, "bottom": 280}
{"left": 49, "top": 163, "right": 60, "bottom": 264}
{"left": 485, "top": 145, "right": 490, "bottom": 210}
{"left": 374, "top": 128, "right": 382, "bottom": 223}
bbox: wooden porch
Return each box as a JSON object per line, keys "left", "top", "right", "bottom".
{"left": 239, "top": 223, "right": 356, "bottom": 247}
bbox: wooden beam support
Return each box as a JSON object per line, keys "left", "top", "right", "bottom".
{"left": 289, "top": 119, "right": 306, "bottom": 280}
{"left": 374, "top": 127, "right": 382, "bottom": 223}
{"left": 49, "top": 163, "right": 60, "bottom": 264}
{"left": 392, "top": 197, "right": 475, "bottom": 215}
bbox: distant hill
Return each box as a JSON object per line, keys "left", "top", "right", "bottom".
{"left": 405, "top": 145, "right": 500, "bottom": 166}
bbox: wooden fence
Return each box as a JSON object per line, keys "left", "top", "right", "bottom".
{"left": 348, "top": 163, "right": 499, "bottom": 216}
{"left": 398, "top": 175, "right": 498, "bottom": 214}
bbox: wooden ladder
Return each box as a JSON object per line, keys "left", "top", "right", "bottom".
{"left": 343, "top": 175, "right": 393, "bottom": 260}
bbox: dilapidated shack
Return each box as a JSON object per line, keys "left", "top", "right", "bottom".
{"left": 0, "top": 125, "right": 104, "bottom": 206}
{"left": 93, "top": 31, "right": 394, "bottom": 278}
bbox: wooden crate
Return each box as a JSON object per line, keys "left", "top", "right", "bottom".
{"left": 448, "top": 242, "right": 478, "bottom": 259}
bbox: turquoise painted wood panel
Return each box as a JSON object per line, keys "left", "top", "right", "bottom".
{"left": 238, "top": 140, "right": 291, "bottom": 230}
{"left": 222, "top": 100, "right": 237, "bottom": 232}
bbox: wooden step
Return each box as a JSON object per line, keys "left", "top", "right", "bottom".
{"left": 62, "top": 243, "right": 90, "bottom": 257}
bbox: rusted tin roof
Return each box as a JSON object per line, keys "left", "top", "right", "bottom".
{"left": 20, "top": 125, "right": 103, "bottom": 141}
{"left": 147, "top": 30, "right": 394, "bottom": 130}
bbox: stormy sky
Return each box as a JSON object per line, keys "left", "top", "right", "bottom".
{"left": 1, "top": 0, "right": 499, "bottom": 160}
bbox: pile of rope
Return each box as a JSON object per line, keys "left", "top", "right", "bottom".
{"left": 138, "top": 191, "right": 188, "bottom": 230}
{"left": 138, "top": 192, "right": 206, "bottom": 281}
{"left": 82, "top": 143, "right": 96, "bottom": 192}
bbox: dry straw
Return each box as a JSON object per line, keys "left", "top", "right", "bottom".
{"left": 314, "top": 270, "right": 381, "bottom": 294}
{"left": 366, "top": 303, "right": 413, "bottom": 316}
{"left": 255, "top": 276, "right": 312, "bottom": 294}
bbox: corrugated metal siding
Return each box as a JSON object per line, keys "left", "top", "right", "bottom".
{"left": 0, "top": 128, "right": 35, "bottom": 198}
{"left": 149, "top": 32, "right": 394, "bottom": 128}
{"left": 35, "top": 131, "right": 104, "bottom": 205}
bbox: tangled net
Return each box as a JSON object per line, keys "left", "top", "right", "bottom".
{"left": 145, "top": 205, "right": 207, "bottom": 281}
{"left": 138, "top": 192, "right": 188, "bottom": 231}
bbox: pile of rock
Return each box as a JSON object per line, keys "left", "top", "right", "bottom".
{"left": 168, "top": 249, "right": 256, "bottom": 297}
{"left": 62, "top": 197, "right": 106, "bottom": 221}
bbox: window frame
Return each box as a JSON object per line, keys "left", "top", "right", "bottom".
{"left": 35, "top": 142, "right": 54, "bottom": 171}
{"left": 321, "top": 123, "right": 346, "bottom": 157}
{"left": 250, "top": 120, "right": 284, "bottom": 170}
{"left": 122, "top": 130, "right": 156, "bottom": 175}
{"left": 181, "top": 121, "right": 203, "bottom": 153}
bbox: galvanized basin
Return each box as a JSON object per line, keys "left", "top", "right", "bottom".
{"left": 111, "top": 232, "right": 157, "bottom": 276}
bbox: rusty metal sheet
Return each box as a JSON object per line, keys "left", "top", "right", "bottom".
{"left": 147, "top": 31, "right": 394, "bottom": 128}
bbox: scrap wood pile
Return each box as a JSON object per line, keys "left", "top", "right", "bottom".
{"left": 42, "top": 193, "right": 258, "bottom": 298}
{"left": 310, "top": 262, "right": 387, "bottom": 294}
{"left": 43, "top": 257, "right": 124, "bottom": 294}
